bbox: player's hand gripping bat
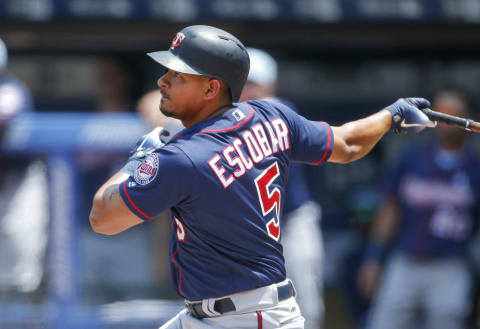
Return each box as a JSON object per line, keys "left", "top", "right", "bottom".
{"left": 120, "top": 127, "right": 170, "bottom": 176}
{"left": 421, "top": 109, "right": 480, "bottom": 133}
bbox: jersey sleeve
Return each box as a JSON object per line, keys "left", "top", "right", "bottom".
{"left": 264, "top": 100, "right": 334, "bottom": 165}
{"left": 119, "top": 144, "right": 195, "bottom": 220}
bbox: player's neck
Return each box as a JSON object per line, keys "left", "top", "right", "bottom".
{"left": 182, "top": 102, "right": 233, "bottom": 128}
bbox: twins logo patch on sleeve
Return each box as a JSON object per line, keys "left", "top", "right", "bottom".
{"left": 134, "top": 153, "right": 159, "bottom": 185}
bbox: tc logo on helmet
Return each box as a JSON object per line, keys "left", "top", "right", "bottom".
{"left": 171, "top": 33, "right": 185, "bottom": 49}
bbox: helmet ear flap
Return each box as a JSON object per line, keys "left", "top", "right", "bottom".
{"left": 221, "top": 82, "right": 233, "bottom": 103}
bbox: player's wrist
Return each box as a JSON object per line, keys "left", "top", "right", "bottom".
{"left": 385, "top": 99, "right": 408, "bottom": 132}
{"left": 385, "top": 97, "right": 433, "bottom": 134}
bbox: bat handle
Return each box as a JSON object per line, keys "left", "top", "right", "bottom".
{"left": 422, "top": 109, "right": 474, "bottom": 130}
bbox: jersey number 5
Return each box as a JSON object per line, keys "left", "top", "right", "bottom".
{"left": 254, "top": 162, "right": 281, "bottom": 241}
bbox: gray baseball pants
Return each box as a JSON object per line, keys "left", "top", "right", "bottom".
{"left": 366, "top": 253, "right": 471, "bottom": 329}
{"left": 159, "top": 279, "right": 304, "bottom": 329}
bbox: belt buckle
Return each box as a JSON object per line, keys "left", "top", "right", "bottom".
{"left": 288, "top": 279, "right": 297, "bottom": 298}
{"left": 277, "top": 280, "right": 296, "bottom": 301}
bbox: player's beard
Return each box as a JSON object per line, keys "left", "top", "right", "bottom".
{"left": 160, "top": 106, "right": 175, "bottom": 118}
{"left": 159, "top": 97, "right": 176, "bottom": 118}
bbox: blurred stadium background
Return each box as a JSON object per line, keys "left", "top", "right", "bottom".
{"left": 1, "top": 0, "right": 480, "bottom": 328}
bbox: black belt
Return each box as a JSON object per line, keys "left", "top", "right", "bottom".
{"left": 185, "top": 281, "right": 296, "bottom": 319}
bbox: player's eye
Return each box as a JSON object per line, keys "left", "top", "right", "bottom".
{"left": 174, "top": 72, "right": 181, "bottom": 78}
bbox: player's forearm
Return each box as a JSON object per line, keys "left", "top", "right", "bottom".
{"left": 370, "top": 198, "right": 400, "bottom": 244}
{"left": 362, "top": 198, "right": 400, "bottom": 264}
{"left": 330, "top": 110, "right": 391, "bottom": 163}
{"left": 89, "top": 172, "right": 137, "bottom": 235}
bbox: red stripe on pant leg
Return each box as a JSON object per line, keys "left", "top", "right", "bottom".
{"left": 256, "top": 311, "right": 262, "bottom": 329}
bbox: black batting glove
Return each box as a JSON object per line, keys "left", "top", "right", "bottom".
{"left": 385, "top": 98, "right": 435, "bottom": 134}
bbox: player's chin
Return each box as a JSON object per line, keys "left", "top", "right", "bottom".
{"left": 160, "top": 106, "right": 176, "bottom": 118}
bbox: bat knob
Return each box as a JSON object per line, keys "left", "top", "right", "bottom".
{"left": 471, "top": 121, "right": 480, "bottom": 133}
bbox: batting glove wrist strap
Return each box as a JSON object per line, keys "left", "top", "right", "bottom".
{"left": 385, "top": 98, "right": 434, "bottom": 134}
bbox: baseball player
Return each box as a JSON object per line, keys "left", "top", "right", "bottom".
{"left": 0, "top": 38, "right": 34, "bottom": 120}
{"left": 89, "top": 25, "right": 434, "bottom": 329}
{"left": 239, "top": 48, "right": 325, "bottom": 329}
{"left": 0, "top": 37, "right": 48, "bottom": 296}
{"left": 358, "top": 90, "right": 480, "bottom": 329}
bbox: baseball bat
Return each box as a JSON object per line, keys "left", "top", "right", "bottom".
{"left": 422, "top": 109, "right": 480, "bottom": 133}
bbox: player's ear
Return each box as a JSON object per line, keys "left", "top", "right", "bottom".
{"left": 204, "top": 78, "right": 221, "bottom": 101}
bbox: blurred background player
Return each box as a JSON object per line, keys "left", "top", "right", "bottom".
{"left": 357, "top": 89, "right": 480, "bottom": 329}
{"left": 0, "top": 37, "right": 34, "bottom": 121}
{"left": 79, "top": 55, "right": 141, "bottom": 182}
{"left": 94, "top": 55, "right": 140, "bottom": 113}
{"left": 78, "top": 55, "right": 139, "bottom": 180}
{"left": 0, "top": 37, "right": 48, "bottom": 298}
{"left": 79, "top": 56, "right": 150, "bottom": 302}
{"left": 239, "top": 48, "right": 325, "bottom": 329}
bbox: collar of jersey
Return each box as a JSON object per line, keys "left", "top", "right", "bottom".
{"left": 173, "top": 103, "right": 254, "bottom": 138}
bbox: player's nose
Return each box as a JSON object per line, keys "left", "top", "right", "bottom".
{"left": 157, "top": 71, "right": 170, "bottom": 89}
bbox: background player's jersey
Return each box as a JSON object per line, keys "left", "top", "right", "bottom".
{"left": 119, "top": 100, "right": 333, "bottom": 300}
{"left": 382, "top": 143, "right": 480, "bottom": 258}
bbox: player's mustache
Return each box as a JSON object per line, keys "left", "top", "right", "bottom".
{"left": 160, "top": 90, "right": 171, "bottom": 100}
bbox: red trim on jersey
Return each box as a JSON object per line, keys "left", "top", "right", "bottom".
{"left": 199, "top": 105, "right": 254, "bottom": 134}
{"left": 256, "top": 311, "right": 262, "bottom": 329}
{"left": 122, "top": 181, "right": 153, "bottom": 220}
{"left": 174, "top": 135, "right": 183, "bottom": 139}
{"left": 174, "top": 216, "right": 186, "bottom": 242}
{"left": 311, "top": 122, "right": 332, "bottom": 165}
{"left": 171, "top": 246, "right": 185, "bottom": 297}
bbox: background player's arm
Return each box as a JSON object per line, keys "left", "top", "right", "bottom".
{"left": 329, "top": 109, "right": 391, "bottom": 164}
{"left": 357, "top": 197, "right": 401, "bottom": 299}
{"left": 89, "top": 172, "right": 143, "bottom": 235}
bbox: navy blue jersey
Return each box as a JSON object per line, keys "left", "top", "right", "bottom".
{"left": 383, "top": 143, "right": 480, "bottom": 258}
{"left": 284, "top": 162, "right": 313, "bottom": 214}
{"left": 265, "top": 98, "right": 313, "bottom": 214}
{"left": 119, "top": 100, "right": 333, "bottom": 300}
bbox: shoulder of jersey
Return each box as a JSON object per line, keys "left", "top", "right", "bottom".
{"left": 130, "top": 144, "right": 192, "bottom": 187}
{"left": 245, "top": 99, "right": 288, "bottom": 118}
